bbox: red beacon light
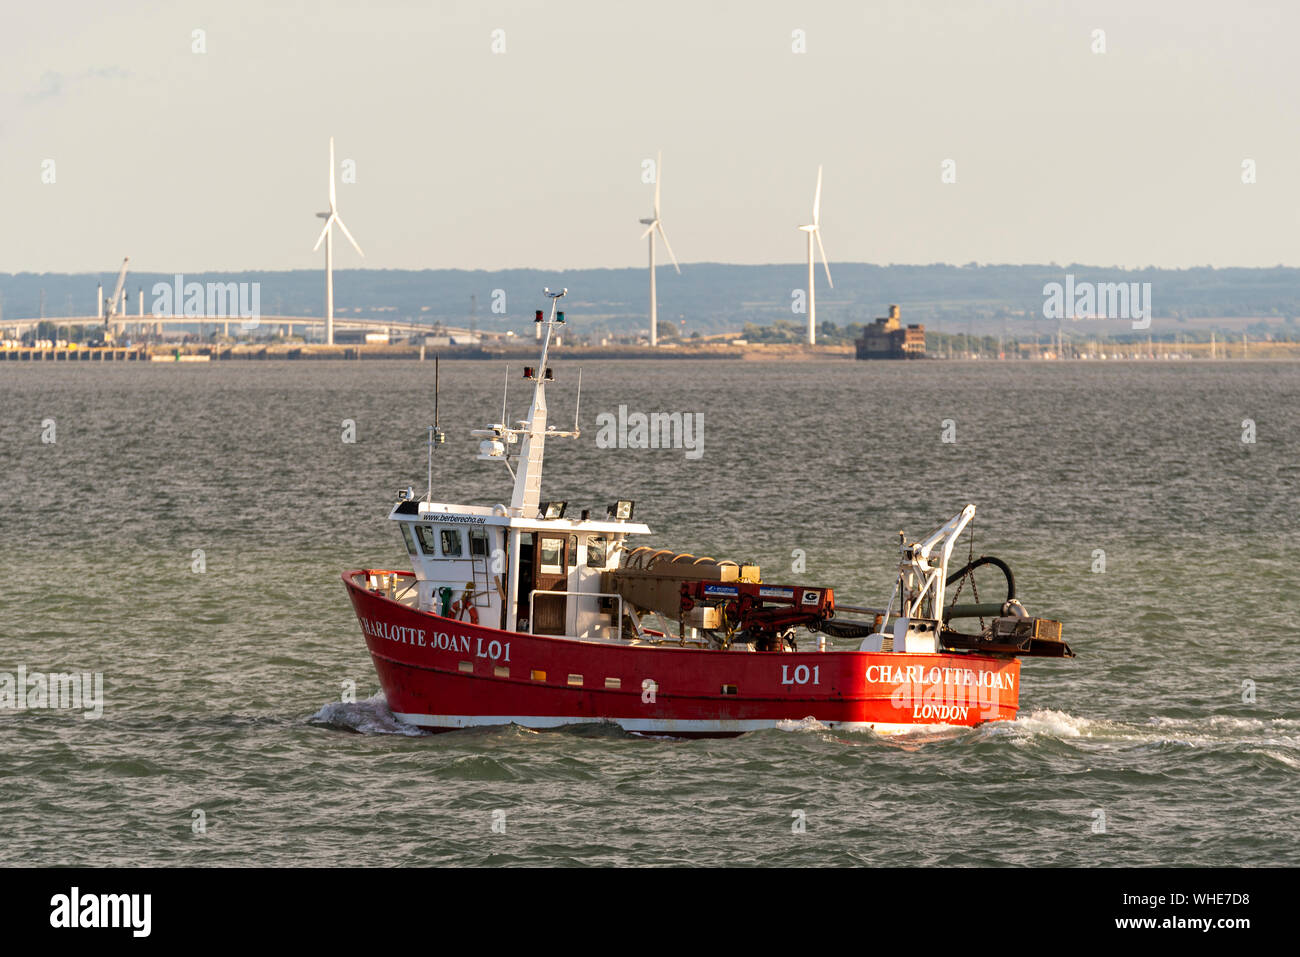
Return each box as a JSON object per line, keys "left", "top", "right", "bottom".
{"left": 523, "top": 366, "right": 535, "bottom": 379}
{"left": 534, "top": 310, "right": 544, "bottom": 323}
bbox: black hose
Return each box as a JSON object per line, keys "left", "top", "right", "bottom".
{"left": 819, "top": 620, "right": 877, "bottom": 639}
{"left": 945, "top": 555, "right": 1015, "bottom": 603}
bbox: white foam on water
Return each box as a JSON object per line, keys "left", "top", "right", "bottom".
{"left": 1246, "top": 748, "right": 1300, "bottom": 770}
{"left": 1006, "top": 709, "right": 1091, "bottom": 738}
{"left": 308, "top": 693, "right": 428, "bottom": 736}
{"left": 875, "top": 723, "right": 971, "bottom": 748}
{"left": 775, "top": 716, "right": 831, "bottom": 733}
{"left": 986, "top": 710, "right": 1300, "bottom": 752}
{"left": 1146, "top": 715, "right": 1300, "bottom": 733}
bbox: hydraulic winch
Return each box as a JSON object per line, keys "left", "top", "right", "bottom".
{"left": 679, "top": 580, "right": 836, "bottom": 651}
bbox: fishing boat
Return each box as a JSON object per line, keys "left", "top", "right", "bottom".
{"left": 342, "top": 289, "right": 1072, "bottom": 737}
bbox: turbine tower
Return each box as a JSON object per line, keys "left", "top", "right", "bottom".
{"left": 797, "top": 165, "right": 833, "bottom": 345}
{"left": 638, "top": 149, "right": 680, "bottom": 347}
{"left": 312, "top": 137, "right": 364, "bottom": 346}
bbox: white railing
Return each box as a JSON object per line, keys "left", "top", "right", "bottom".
{"left": 367, "top": 571, "right": 419, "bottom": 603}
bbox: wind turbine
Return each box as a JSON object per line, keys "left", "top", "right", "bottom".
{"left": 312, "top": 137, "right": 364, "bottom": 345}
{"left": 797, "top": 165, "right": 832, "bottom": 345}
{"left": 638, "top": 149, "right": 680, "bottom": 347}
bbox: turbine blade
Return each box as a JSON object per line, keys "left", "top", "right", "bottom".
{"left": 335, "top": 215, "right": 364, "bottom": 257}
{"left": 654, "top": 149, "right": 662, "bottom": 219}
{"left": 812, "top": 165, "right": 823, "bottom": 225}
{"left": 815, "top": 229, "right": 833, "bottom": 288}
{"left": 657, "top": 222, "right": 680, "bottom": 273}
{"left": 640, "top": 223, "right": 656, "bottom": 240}
{"left": 312, "top": 214, "right": 335, "bottom": 252}
{"left": 329, "top": 137, "right": 337, "bottom": 209}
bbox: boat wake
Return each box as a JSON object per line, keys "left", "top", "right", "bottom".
{"left": 308, "top": 694, "right": 428, "bottom": 736}
{"left": 774, "top": 716, "right": 832, "bottom": 733}
{"left": 768, "top": 715, "right": 973, "bottom": 749}
{"left": 304, "top": 698, "right": 1299, "bottom": 761}
{"left": 981, "top": 709, "right": 1300, "bottom": 754}
{"left": 766, "top": 710, "right": 1300, "bottom": 759}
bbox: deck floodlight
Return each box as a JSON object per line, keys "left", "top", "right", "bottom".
{"left": 541, "top": 501, "right": 567, "bottom": 520}
{"left": 608, "top": 500, "right": 634, "bottom": 521}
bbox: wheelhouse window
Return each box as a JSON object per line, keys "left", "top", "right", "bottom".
{"left": 568, "top": 534, "right": 578, "bottom": 568}
{"left": 400, "top": 523, "right": 419, "bottom": 556}
{"left": 586, "top": 536, "right": 607, "bottom": 568}
{"left": 414, "top": 525, "right": 438, "bottom": 555}
{"left": 539, "top": 538, "right": 563, "bottom": 575}
{"left": 440, "top": 528, "right": 464, "bottom": 557}
{"left": 469, "top": 528, "right": 489, "bottom": 558}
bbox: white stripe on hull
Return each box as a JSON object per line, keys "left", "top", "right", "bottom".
{"left": 391, "top": 711, "right": 967, "bottom": 736}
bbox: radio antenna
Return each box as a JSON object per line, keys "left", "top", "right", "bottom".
{"left": 501, "top": 364, "right": 510, "bottom": 426}
{"left": 573, "top": 367, "right": 583, "bottom": 435}
{"left": 426, "top": 355, "right": 446, "bottom": 503}
{"left": 426, "top": 426, "right": 434, "bottom": 503}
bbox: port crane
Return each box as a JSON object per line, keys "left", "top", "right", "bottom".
{"left": 101, "top": 257, "right": 130, "bottom": 342}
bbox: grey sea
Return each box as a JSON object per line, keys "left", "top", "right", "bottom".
{"left": 2, "top": 358, "right": 1297, "bottom": 867}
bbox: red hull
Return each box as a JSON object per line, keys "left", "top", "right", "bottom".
{"left": 344, "top": 570, "right": 1020, "bottom": 737}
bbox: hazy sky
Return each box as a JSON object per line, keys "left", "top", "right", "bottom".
{"left": 2, "top": 0, "right": 1296, "bottom": 274}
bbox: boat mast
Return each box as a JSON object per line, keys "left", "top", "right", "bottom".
{"left": 498, "top": 289, "right": 579, "bottom": 632}
{"left": 509, "top": 288, "right": 575, "bottom": 516}
{"left": 474, "top": 289, "right": 581, "bottom": 514}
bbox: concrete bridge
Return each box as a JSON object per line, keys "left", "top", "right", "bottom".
{"left": 2, "top": 314, "right": 486, "bottom": 341}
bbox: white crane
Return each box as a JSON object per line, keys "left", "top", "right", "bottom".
{"left": 102, "top": 257, "right": 129, "bottom": 341}
{"left": 311, "top": 137, "right": 364, "bottom": 346}
{"left": 797, "top": 166, "right": 833, "bottom": 345}
{"left": 638, "top": 150, "right": 680, "bottom": 348}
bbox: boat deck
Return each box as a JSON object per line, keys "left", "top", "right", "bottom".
{"left": 353, "top": 569, "right": 723, "bottom": 650}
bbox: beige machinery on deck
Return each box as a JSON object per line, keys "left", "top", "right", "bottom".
{"left": 608, "top": 547, "right": 759, "bottom": 625}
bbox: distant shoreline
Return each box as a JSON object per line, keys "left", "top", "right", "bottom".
{"left": 7, "top": 340, "right": 1300, "bottom": 362}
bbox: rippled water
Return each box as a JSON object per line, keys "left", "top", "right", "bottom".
{"left": 2, "top": 358, "right": 1298, "bottom": 866}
